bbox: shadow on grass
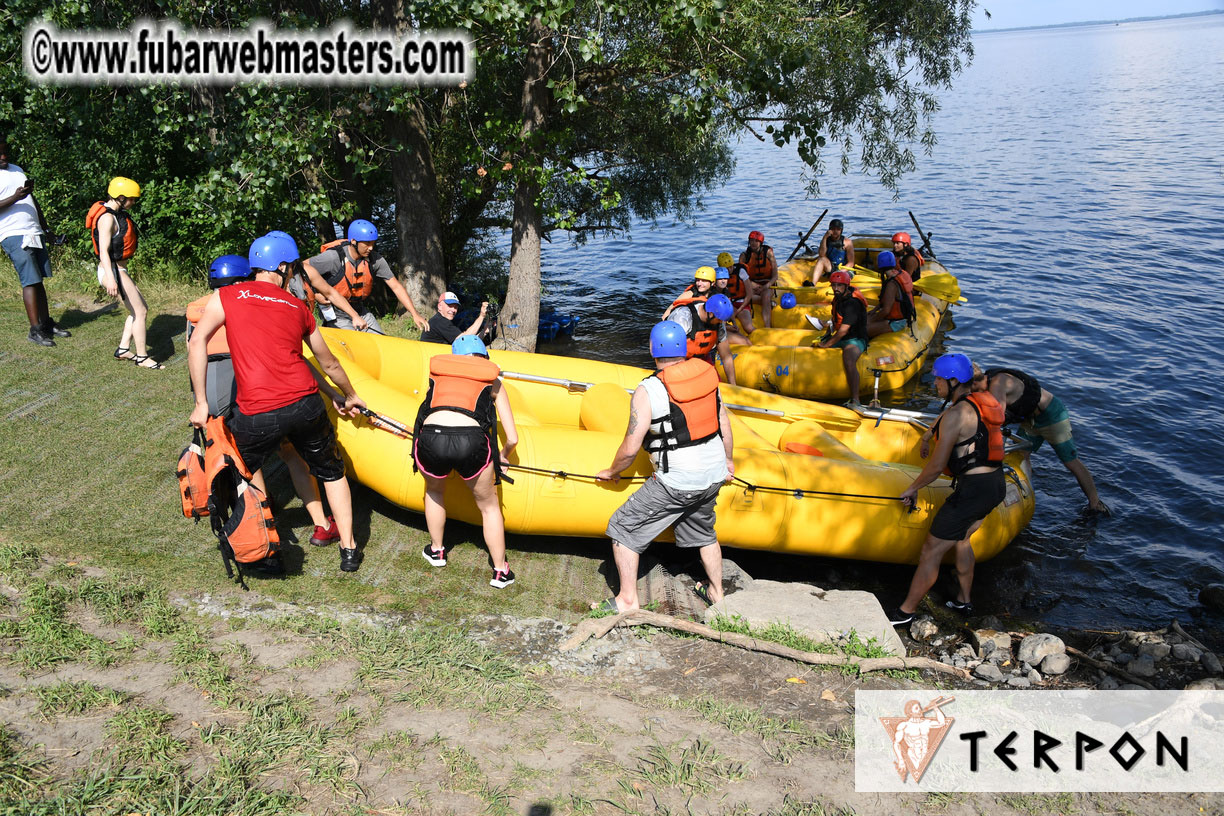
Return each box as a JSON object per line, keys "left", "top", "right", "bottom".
{"left": 54, "top": 301, "right": 119, "bottom": 330}
{"left": 146, "top": 312, "right": 185, "bottom": 361}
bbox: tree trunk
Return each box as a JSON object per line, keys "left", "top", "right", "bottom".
{"left": 496, "top": 17, "right": 551, "bottom": 352}
{"left": 387, "top": 99, "right": 447, "bottom": 310}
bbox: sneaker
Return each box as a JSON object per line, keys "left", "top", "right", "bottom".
{"left": 42, "top": 320, "right": 71, "bottom": 338}
{"left": 339, "top": 546, "right": 362, "bottom": 573}
{"left": 490, "top": 566, "right": 516, "bottom": 589}
{"left": 885, "top": 606, "right": 914, "bottom": 627}
{"left": 27, "top": 327, "right": 54, "bottom": 347}
{"left": 422, "top": 545, "right": 447, "bottom": 567}
{"left": 945, "top": 599, "right": 975, "bottom": 616}
{"left": 309, "top": 517, "right": 340, "bottom": 546}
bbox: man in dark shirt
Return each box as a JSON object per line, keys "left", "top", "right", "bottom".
{"left": 420, "top": 291, "right": 487, "bottom": 344}
{"left": 817, "top": 270, "right": 870, "bottom": 407}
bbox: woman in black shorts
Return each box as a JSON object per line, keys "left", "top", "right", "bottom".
{"left": 413, "top": 335, "right": 518, "bottom": 587}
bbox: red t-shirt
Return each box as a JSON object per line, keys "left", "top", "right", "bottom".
{"left": 219, "top": 281, "right": 319, "bottom": 414}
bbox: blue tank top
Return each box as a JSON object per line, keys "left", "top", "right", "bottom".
{"left": 827, "top": 235, "right": 846, "bottom": 267}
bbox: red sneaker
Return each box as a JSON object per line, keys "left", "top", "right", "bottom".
{"left": 309, "top": 517, "right": 340, "bottom": 547}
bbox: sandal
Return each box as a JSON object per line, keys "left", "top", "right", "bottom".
{"left": 131, "top": 355, "right": 165, "bottom": 370}
{"left": 113, "top": 346, "right": 135, "bottom": 361}
{"left": 694, "top": 582, "right": 715, "bottom": 607}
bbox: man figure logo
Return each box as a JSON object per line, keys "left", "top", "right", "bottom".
{"left": 879, "top": 695, "right": 955, "bottom": 783}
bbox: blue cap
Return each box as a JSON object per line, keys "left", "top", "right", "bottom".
{"left": 779, "top": 292, "right": 797, "bottom": 309}
{"left": 208, "top": 254, "right": 252, "bottom": 289}
{"left": 715, "top": 266, "right": 730, "bottom": 280}
{"left": 876, "top": 250, "right": 897, "bottom": 270}
{"left": 248, "top": 232, "right": 299, "bottom": 272}
{"left": 451, "top": 335, "right": 488, "bottom": 357}
{"left": 441, "top": 291, "right": 461, "bottom": 305}
{"left": 933, "top": 353, "right": 973, "bottom": 384}
{"left": 347, "top": 219, "right": 378, "bottom": 242}
{"left": 649, "top": 321, "right": 687, "bottom": 358}
{"left": 705, "top": 293, "right": 734, "bottom": 321}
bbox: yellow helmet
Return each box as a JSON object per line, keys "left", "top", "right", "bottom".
{"left": 694, "top": 265, "right": 717, "bottom": 282}
{"left": 717, "top": 252, "right": 734, "bottom": 268}
{"left": 107, "top": 177, "right": 141, "bottom": 199}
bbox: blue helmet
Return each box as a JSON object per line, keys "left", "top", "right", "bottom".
{"left": 208, "top": 254, "right": 252, "bottom": 289}
{"left": 876, "top": 250, "right": 897, "bottom": 270}
{"left": 249, "top": 232, "right": 299, "bottom": 272}
{"left": 715, "top": 266, "right": 730, "bottom": 280}
{"left": 265, "top": 230, "right": 294, "bottom": 241}
{"left": 780, "top": 292, "right": 797, "bottom": 309}
{"left": 347, "top": 219, "right": 379, "bottom": 242}
{"left": 933, "top": 353, "right": 973, "bottom": 385}
{"left": 451, "top": 335, "right": 488, "bottom": 357}
{"left": 705, "top": 293, "right": 734, "bottom": 321}
{"left": 649, "top": 321, "right": 687, "bottom": 358}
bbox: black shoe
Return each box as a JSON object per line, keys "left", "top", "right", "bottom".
{"left": 885, "top": 606, "right": 915, "bottom": 627}
{"left": 28, "top": 327, "right": 55, "bottom": 347}
{"left": 945, "top": 599, "right": 975, "bottom": 616}
{"left": 339, "top": 546, "right": 362, "bottom": 572}
{"left": 42, "top": 320, "right": 70, "bottom": 338}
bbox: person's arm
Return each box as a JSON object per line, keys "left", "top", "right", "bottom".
{"left": 383, "top": 275, "right": 428, "bottom": 330}
{"left": 301, "top": 259, "right": 367, "bottom": 331}
{"left": 766, "top": 248, "right": 778, "bottom": 280}
{"left": 718, "top": 397, "right": 734, "bottom": 481}
{"left": 188, "top": 293, "right": 226, "bottom": 428}
{"left": 717, "top": 337, "right": 737, "bottom": 387}
{"left": 595, "top": 386, "right": 651, "bottom": 482}
{"left": 32, "top": 198, "right": 51, "bottom": 238}
{"left": 817, "top": 231, "right": 831, "bottom": 259}
{"left": 844, "top": 237, "right": 855, "bottom": 267}
{"left": 306, "top": 328, "right": 366, "bottom": 415}
{"left": 870, "top": 279, "right": 897, "bottom": 319}
{"left": 460, "top": 302, "right": 487, "bottom": 337}
{"left": 0, "top": 179, "right": 32, "bottom": 212}
{"left": 818, "top": 318, "right": 850, "bottom": 348}
{"left": 492, "top": 379, "right": 518, "bottom": 464}
{"left": 96, "top": 212, "right": 119, "bottom": 297}
{"left": 899, "top": 404, "right": 964, "bottom": 505}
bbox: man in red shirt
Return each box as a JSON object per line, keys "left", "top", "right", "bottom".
{"left": 188, "top": 232, "right": 368, "bottom": 572}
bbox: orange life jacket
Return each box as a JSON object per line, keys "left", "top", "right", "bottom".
{"left": 934, "top": 391, "right": 1005, "bottom": 478}
{"left": 670, "top": 284, "right": 709, "bottom": 312}
{"left": 186, "top": 295, "right": 230, "bottom": 356}
{"left": 722, "top": 266, "right": 748, "bottom": 302}
{"left": 86, "top": 202, "right": 138, "bottom": 262}
{"left": 882, "top": 271, "right": 916, "bottom": 323}
{"left": 413, "top": 354, "right": 506, "bottom": 483}
{"left": 177, "top": 428, "right": 210, "bottom": 520}
{"left": 682, "top": 303, "right": 720, "bottom": 359}
{"left": 741, "top": 244, "right": 774, "bottom": 284}
{"left": 319, "top": 239, "right": 373, "bottom": 301}
{"left": 199, "top": 415, "right": 281, "bottom": 588}
{"left": 644, "top": 358, "right": 722, "bottom": 472}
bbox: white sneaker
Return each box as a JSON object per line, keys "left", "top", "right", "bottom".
{"left": 805, "top": 315, "right": 825, "bottom": 331}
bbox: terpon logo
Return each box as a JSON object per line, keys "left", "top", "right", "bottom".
{"left": 878, "top": 695, "right": 955, "bottom": 783}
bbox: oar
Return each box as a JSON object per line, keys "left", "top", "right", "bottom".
{"left": 785, "top": 209, "right": 829, "bottom": 262}
{"left": 908, "top": 211, "right": 937, "bottom": 260}
{"left": 848, "top": 265, "right": 965, "bottom": 304}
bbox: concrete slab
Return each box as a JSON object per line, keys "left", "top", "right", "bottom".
{"left": 702, "top": 579, "right": 905, "bottom": 657}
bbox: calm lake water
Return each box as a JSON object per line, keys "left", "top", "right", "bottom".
{"left": 535, "top": 15, "right": 1224, "bottom": 637}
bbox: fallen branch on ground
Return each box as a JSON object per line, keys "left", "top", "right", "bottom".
{"left": 560, "top": 608, "right": 968, "bottom": 678}
{"left": 1064, "top": 645, "right": 1156, "bottom": 690}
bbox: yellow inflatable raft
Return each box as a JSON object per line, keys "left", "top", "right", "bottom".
{"left": 316, "top": 330, "right": 1034, "bottom": 565}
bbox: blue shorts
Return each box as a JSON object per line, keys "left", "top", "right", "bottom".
{"left": 1015, "top": 396, "right": 1078, "bottom": 463}
{"left": 833, "top": 337, "right": 867, "bottom": 354}
{"left": 889, "top": 318, "right": 908, "bottom": 333}
{"left": 1, "top": 236, "right": 52, "bottom": 287}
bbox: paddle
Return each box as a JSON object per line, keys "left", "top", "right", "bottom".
{"left": 908, "top": 211, "right": 937, "bottom": 260}
{"left": 848, "top": 265, "right": 966, "bottom": 304}
{"left": 785, "top": 210, "right": 829, "bottom": 262}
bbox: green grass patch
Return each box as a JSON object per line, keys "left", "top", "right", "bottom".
{"left": 31, "top": 680, "right": 128, "bottom": 719}
{"left": 629, "top": 737, "right": 750, "bottom": 796}
{"left": 105, "top": 705, "right": 188, "bottom": 766}
{"left": 0, "top": 724, "right": 45, "bottom": 803}
{"left": 5, "top": 580, "right": 117, "bottom": 671}
{"left": 664, "top": 694, "right": 838, "bottom": 764}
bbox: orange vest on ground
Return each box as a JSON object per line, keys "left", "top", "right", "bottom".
{"left": 645, "top": 358, "right": 722, "bottom": 472}
{"left": 935, "top": 391, "right": 1005, "bottom": 477}
{"left": 741, "top": 244, "right": 774, "bottom": 284}
{"left": 319, "top": 240, "right": 373, "bottom": 301}
{"left": 87, "top": 202, "right": 138, "bottom": 262}
{"left": 186, "top": 295, "right": 230, "bottom": 356}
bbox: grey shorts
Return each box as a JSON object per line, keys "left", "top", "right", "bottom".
{"left": 2, "top": 236, "right": 51, "bottom": 287}
{"left": 605, "top": 477, "right": 723, "bottom": 554}
{"left": 323, "top": 307, "right": 382, "bottom": 334}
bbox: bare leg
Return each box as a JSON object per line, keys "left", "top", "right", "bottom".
{"left": 726, "top": 329, "right": 750, "bottom": 347}
{"left": 422, "top": 474, "right": 449, "bottom": 553}
{"left": 952, "top": 519, "right": 984, "bottom": 604}
{"left": 1063, "top": 458, "right": 1104, "bottom": 511}
{"left": 22, "top": 283, "right": 49, "bottom": 327}
{"left": 760, "top": 288, "right": 773, "bottom": 328}
{"left": 900, "top": 534, "right": 957, "bottom": 613}
{"left": 697, "top": 542, "right": 724, "bottom": 603}
{"left": 812, "top": 257, "right": 831, "bottom": 284}
{"left": 321, "top": 477, "right": 355, "bottom": 549}
{"left": 467, "top": 465, "right": 508, "bottom": 571}
{"left": 282, "top": 444, "right": 329, "bottom": 528}
{"left": 611, "top": 541, "right": 642, "bottom": 612}
{"left": 118, "top": 269, "right": 150, "bottom": 357}
{"left": 842, "top": 345, "right": 862, "bottom": 400}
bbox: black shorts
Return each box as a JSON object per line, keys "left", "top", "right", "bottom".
{"left": 229, "top": 393, "right": 345, "bottom": 482}
{"left": 929, "top": 469, "right": 1006, "bottom": 542}
{"left": 413, "top": 426, "right": 491, "bottom": 481}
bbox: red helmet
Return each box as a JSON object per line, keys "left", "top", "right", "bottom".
{"left": 748, "top": 230, "right": 764, "bottom": 243}
{"left": 892, "top": 231, "right": 911, "bottom": 244}
{"left": 829, "top": 270, "right": 853, "bottom": 285}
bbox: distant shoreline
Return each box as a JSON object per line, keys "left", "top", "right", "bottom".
{"left": 973, "top": 8, "right": 1224, "bottom": 35}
